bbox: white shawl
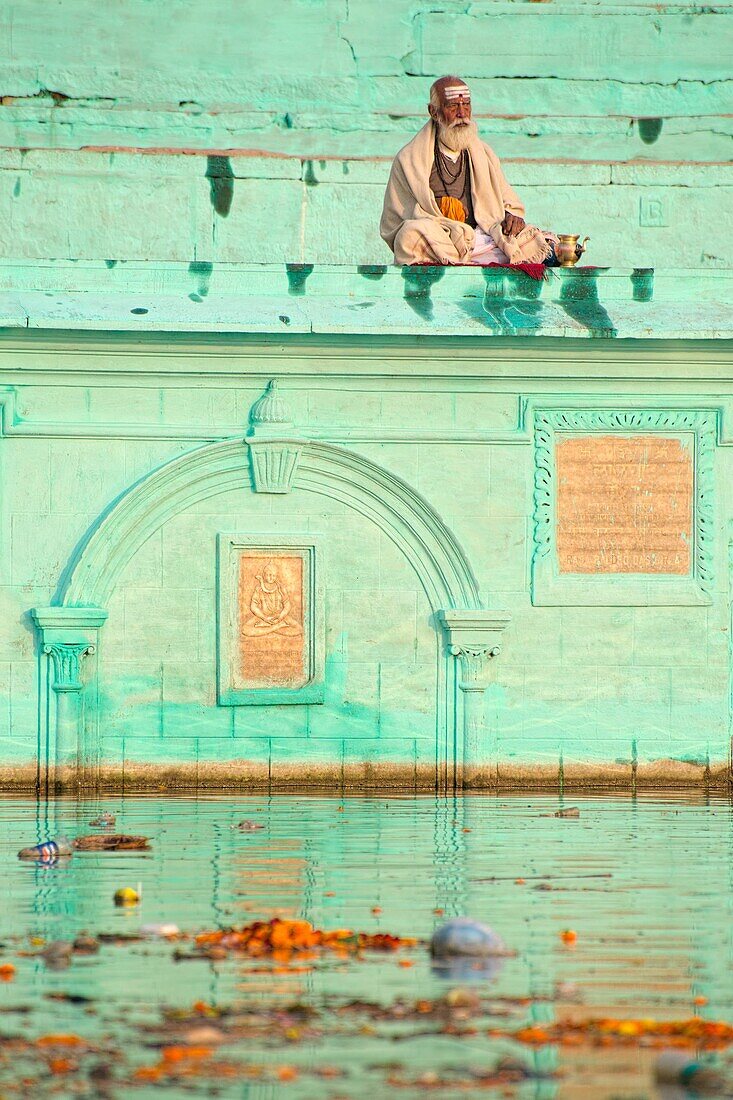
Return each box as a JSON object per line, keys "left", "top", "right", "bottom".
{"left": 380, "top": 121, "right": 550, "bottom": 265}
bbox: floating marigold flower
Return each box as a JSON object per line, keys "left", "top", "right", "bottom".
{"left": 560, "top": 929, "right": 578, "bottom": 945}
{"left": 161, "top": 1045, "right": 213, "bottom": 1064}
{"left": 616, "top": 1020, "right": 642, "bottom": 1036}
{"left": 134, "top": 1065, "right": 166, "bottom": 1082}
{"left": 48, "top": 1058, "right": 74, "bottom": 1074}
{"left": 0, "top": 963, "right": 15, "bottom": 980}
{"left": 277, "top": 1065, "right": 299, "bottom": 1081}
{"left": 515, "top": 1026, "right": 551, "bottom": 1044}
{"left": 37, "top": 1035, "right": 84, "bottom": 1048}
{"left": 503, "top": 1015, "right": 733, "bottom": 1050}
{"left": 191, "top": 917, "right": 416, "bottom": 959}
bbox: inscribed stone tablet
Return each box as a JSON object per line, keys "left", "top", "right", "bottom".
{"left": 556, "top": 435, "right": 692, "bottom": 574}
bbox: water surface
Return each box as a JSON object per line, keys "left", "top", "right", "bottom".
{"left": 1, "top": 794, "right": 731, "bottom": 1097}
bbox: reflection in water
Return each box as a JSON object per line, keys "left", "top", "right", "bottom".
{"left": 1, "top": 794, "right": 732, "bottom": 1098}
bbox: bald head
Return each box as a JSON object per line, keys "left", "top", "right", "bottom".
{"left": 428, "top": 76, "right": 475, "bottom": 152}
{"left": 429, "top": 76, "right": 470, "bottom": 111}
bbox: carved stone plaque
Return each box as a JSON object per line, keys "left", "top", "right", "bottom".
{"left": 237, "top": 553, "right": 306, "bottom": 690}
{"left": 556, "top": 435, "right": 693, "bottom": 575}
{"left": 218, "top": 535, "right": 324, "bottom": 706}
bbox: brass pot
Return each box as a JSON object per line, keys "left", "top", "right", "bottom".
{"left": 556, "top": 234, "right": 590, "bottom": 267}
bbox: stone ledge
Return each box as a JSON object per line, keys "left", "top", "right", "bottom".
{"left": 1, "top": 759, "right": 730, "bottom": 793}
{"left": 0, "top": 261, "right": 731, "bottom": 341}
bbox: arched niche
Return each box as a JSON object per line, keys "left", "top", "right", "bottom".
{"left": 34, "top": 438, "right": 507, "bottom": 789}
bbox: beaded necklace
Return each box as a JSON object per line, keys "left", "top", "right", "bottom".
{"left": 433, "top": 129, "right": 468, "bottom": 191}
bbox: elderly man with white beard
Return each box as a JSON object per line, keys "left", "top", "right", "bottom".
{"left": 380, "top": 76, "right": 556, "bottom": 268}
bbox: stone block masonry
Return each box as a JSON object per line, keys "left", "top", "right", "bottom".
{"left": 0, "top": 0, "right": 731, "bottom": 791}
{"left": 0, "top": 262, "right": 731, "bottom": 792}
{"left": 0, "top": 0, "right": 731, "bottom": 268}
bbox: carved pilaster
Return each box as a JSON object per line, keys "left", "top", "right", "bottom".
{"left": 439, "top": 611, "right": 511, "bottom": 779}
{"left": 32, "top": 607, "right": 108, "bottom": 791}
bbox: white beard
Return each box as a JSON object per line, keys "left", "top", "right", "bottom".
{"left": 437, "top": 119, "right": 478, "bottom": 152}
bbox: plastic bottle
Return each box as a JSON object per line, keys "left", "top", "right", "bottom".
{"left": 17, "top": 836, "right": 74, "bottom": 861}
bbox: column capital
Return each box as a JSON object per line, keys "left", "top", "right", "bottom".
{"left": 438, "top": 610, "right": 511, "bottom": 666}
{"left": 43, "top": 641, "right": 94, "bottom": 693}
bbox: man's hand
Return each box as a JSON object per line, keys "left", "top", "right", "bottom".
{"left": 502, "top": 212, "right": 525, "bottom": 237}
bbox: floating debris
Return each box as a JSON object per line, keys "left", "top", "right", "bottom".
{"left": 40, "top": 941, "right": 74, "bottom": 968}
{"left": 74, "top": 834, "right": 150, "bottom": 852}
{"left": 88, "top": 813, "right": 116, "bottom": 827}
{"left": 113, "top": 887, "right": 140, "bottom": 907}
{"left": 190, "top": 918, "right": 417, "bottom": 959}
{"left": 72, "top": 934, "right": 100, "bottom": 954}
{"left": 233, "top": 820, "right": 264, "bottom": 831}
{"left": 141, "top": 923, "right": 180, "bottom": 939}
{"left": 17, "top": 836, "right": 73, "bottom": 861}
{"left": 430, "top": 918, "right": 508, "bottom": 958}
{"left": 497, "top": 1016, "right": 733, "bottom": 1050}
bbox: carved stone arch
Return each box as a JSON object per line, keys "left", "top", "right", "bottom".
{"left": 59, "top": 440, "right": 482, "bottom": 613}
{"left": 37, "top": 438, "right": 506, "bottom": 790}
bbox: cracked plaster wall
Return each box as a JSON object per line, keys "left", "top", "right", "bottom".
{"left": 0, "top": 0, "right": 731, "bottom": 267}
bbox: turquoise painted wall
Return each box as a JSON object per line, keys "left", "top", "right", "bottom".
{"left": 0, "top": 0, "right": 731, "bottom": 784}
{"left": 0, "top": 0, "right": 731, "bottom": 268}
{"left": 0, "top": 262, "right": 732, "bottom": 784}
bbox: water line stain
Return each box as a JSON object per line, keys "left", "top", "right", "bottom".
{"left": 401, "top": 265, "right": 445, "bottom": 321}
{"left": 557, "top": 269, "right": 618, "bottom": 337}
{"left": 286, "top": 263, "right": 314, "bottom": 295}
{"left": 637, "top": 117, "right": 664, "bottom": 144}
{"left": 205, "top": 155, "right": 234, "bottom": 217}
{"left": 188, "top": 260, "right": 213, "bottom": 298}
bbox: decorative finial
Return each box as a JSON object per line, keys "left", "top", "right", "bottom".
{"left": 248, "top": 379, "right": 293, "bottom": 433}
{"left": 245, "top": 380, "right": 302, "bottom": 493}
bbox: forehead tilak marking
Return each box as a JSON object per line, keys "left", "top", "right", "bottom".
{"left": 443, "top": 85, "right": 470, "bottom": 101}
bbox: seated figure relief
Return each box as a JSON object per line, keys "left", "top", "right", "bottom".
{"left": 241, "top": 561, "right": 302, "bottom": 639}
